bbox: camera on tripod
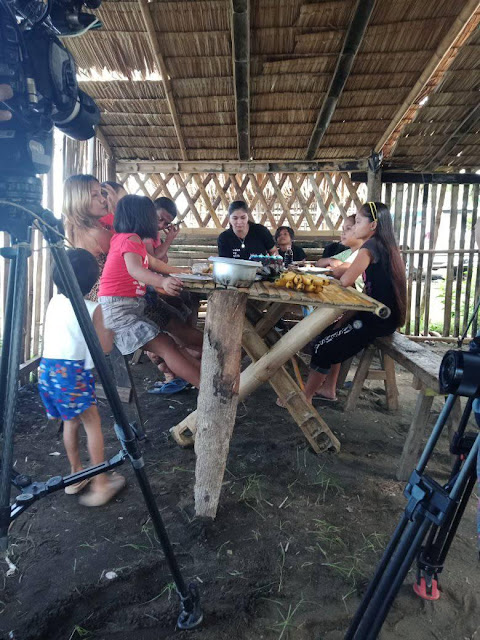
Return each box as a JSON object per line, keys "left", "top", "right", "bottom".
{"left": 440, "top": 336, "right": 480, "bottom": 400}
{"left": 0, "top": 0, "right": 101, "bottom": 178}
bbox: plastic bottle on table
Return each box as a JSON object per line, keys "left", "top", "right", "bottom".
{"left": 284, "top": 247, "right": 294, "bottom": 267}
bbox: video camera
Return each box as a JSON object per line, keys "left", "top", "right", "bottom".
{"left": 0, "top": 0, "right": 101, "bottom": 178}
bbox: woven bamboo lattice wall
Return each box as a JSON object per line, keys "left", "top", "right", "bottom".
{"left": 117, "top": 170, "right": 366, "bottom": 236}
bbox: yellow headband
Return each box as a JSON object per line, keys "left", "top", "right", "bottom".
{"left": 367, "top": 201, "right": 378, "bottom": 222}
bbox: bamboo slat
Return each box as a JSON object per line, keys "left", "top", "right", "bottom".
{"left": 422, "top": 183, "right": 437, "bottom": 335}
{"left": 454, "top": 184, "right": 469, "bottom": 336}
{"left": 443, "top": 184, "right": 459, "bottom": 336}
{"left": 414, "top": 185, "right": 428, "bottom": 335}
{"left": 466, "top": 184, "right": 479, "bottom": 335}
{"left": 405, "top": 184, "right": 420, "bottom": 334}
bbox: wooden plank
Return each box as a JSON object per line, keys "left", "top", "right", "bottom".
{"left": 454, "top": 184, "right": 469, "bottom": 336}
{"left": 255, "top": 302, "right": 288, "bottom": 337}
{"left": 414, "top": 184, "right": 428, "bottom": 336}
{"left": 443, "top": 184, "right": 459, "bottom": 336}
{"left": 375, "top": 333, "right": 441, "bottom": 393}
{"left": 464, "top": 184, "right": 479, "bottom": 335}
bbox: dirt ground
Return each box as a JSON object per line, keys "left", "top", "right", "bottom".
{"left": 1, "top": 348, "right": 479, "bottom": 640}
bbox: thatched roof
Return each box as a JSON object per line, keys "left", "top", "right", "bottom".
{"left": 69, "top": 0, "right": 480, "bottom": 170}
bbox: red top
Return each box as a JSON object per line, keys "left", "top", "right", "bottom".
{"left": 98, "top": 233, "right": 149, "bottom": 298}
{"left": 144, "top": 234, "right": 161, "bottom": 250}
{"left": 99, "top": 212, "right": 115, "bottom": 231}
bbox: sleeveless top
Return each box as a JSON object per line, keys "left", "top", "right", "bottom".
{"left": 42, "top": 294, "right": 99, "bottom": 369}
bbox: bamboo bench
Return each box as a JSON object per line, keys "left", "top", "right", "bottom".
{"left": 343, "top": 333, "right": 460, "bottom": 481}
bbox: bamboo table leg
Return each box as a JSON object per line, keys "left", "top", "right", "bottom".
{"left": 171, "top": 306, "right": 342, "bottom": 446}
{"left": 194, "top": 289, "right": 248, "bottom": 519}
{"left": 242, "top": 319, "right": 340, "bottom": 453}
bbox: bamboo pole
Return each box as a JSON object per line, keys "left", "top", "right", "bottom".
{"left": 242, "top": 319, "right": 340, "bottom": 453}
{"left": 444, "top": 185, "right": 459, "bottom": 336}
{"left": 172, "top": 306, "right": 342, "bottom": 445}
{"left": 422, "top": 183, "right": 438, "bottom": 335}
{"left": 414, "top": 185, "right": 428, "bottom": 335}
{"left": 464, "top": 184, "right": 479, "bottom": 335}
{"left": 405, "top": 184, "right": 420, "bottom": 334}
{"left": 454, "top": 184, "right": 469, "bottom": 336}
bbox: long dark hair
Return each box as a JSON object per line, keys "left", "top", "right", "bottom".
{"left": 360, "top": 202, "right": 406, "bottom": 327}
{"left": 114, "top": 195, "right": 158, "bottom": 240}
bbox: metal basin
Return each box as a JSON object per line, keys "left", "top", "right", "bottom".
{"left": 209, "top": 257, "right": 261, "bottom": 288}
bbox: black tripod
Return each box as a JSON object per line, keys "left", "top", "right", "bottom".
{"left": 0, "top": 175, "right": 202, "bottom": 630}
{"left": 345, "top": 393, "right": 479, "bottom": 639}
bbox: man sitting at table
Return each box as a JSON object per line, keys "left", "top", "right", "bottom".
{"left": 218, "top": 201, "right": 278, "bottom": 259}
{"left": 275, "top": 226, "right": 307, "bottom": 262}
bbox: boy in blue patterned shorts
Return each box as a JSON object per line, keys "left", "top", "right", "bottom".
{"left": 39, "top": 249, "right": 125, "bottom": 506}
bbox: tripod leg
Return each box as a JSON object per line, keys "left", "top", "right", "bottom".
{"left": 0, "top": 245, "right": 30, "bottom": 550}
{"left": 0, "top": 253, "right": 17, "bottom": 431}
{"left": 46, "top": 241, "right": 202, "bottom": 629}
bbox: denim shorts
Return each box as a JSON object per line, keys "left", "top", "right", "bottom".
{"left": 99, "top": 296, "right": 160, "bottom": 355}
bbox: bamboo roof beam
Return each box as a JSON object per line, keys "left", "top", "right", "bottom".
{"left": 231, "top": 0, "right": 250, "bottom": 161}
{"left": 305, "top": 0, "right": 376, "bottom": 161}
{"left": 376, "top": 0, "right": 480, "bottom": 158}
{"left": 117, "top": 159, "right": 367, "bottom": 174}
{"left": 422, "top": 102, "right": 480, "bottom": 171}
{"left": 137, "top": 0, "right": 187, "bottom": 161}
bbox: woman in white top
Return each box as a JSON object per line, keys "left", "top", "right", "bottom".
{"left": 39, "top": 249, "right": 125, "bottom": 507}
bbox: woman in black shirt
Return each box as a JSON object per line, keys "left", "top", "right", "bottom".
{"left": 304, "top": 202, "right": 406, "bottom": 403}
{"left": 217, "top": 201, "right": 277, "bottom": 259}
{"left": 275, "top": 226, "right": 307, "bottom": 262}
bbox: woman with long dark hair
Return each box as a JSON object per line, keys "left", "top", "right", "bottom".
{"left": 304, "top": 201, "right": 406, "bottom": 403}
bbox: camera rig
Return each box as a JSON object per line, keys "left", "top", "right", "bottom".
{"left": 0, "top": 0, "right": 203, "bottom": 629}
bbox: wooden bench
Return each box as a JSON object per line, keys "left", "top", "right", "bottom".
{"left": 343, "top": 333, "right": 461, "bottom": 481}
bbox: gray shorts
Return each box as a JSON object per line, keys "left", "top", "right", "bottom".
{"left": 99, "top": 296, "right": 160, "bottom": 355}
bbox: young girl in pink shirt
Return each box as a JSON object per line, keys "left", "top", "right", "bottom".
{"left": 98, "top": 195, "right": 201, "bottom": 389}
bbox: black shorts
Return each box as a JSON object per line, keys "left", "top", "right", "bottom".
{"left": 310, "top": 313, "right": 394, "bottom": 373}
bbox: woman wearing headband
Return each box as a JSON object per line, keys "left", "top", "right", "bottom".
{"left": 304, "top": 202, "right": 406, "bottom": 403}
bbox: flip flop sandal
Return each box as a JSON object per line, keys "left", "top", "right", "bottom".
{"left": 147, "top": 378, "right": 189, "bottom": 395}
{"left": 79, "top": 473, "right": 126, "bottom": 507}
{"left": 314, "top": 394, "right": 338, "bottom": 403}
{"left": 64, "top": 478, "right": 90, "bottom": 495}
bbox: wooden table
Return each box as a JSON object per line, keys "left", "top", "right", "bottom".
{"left": 173, "top": 278, "right": 389, "bottom": 519}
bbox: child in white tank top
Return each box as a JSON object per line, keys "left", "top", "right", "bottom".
{"left": 39, "top": 249, "right": 125, "bottom": 507}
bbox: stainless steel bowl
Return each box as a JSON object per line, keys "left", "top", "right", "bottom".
{"left": 209, "top": 256, "right": 262, "bottom": 288}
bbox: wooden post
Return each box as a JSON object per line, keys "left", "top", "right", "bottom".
{"left": 383, "top": 354, "right": 399, "bottom": 411}
{"left": 194, "top": 290, "right": 248, "bottom": 519}
{"left": 344, "top": 345, "right": 375, "bottom": 412}
{"left": 367, "top": 164, "right": 381, "bottom": 201}
{"left": 397, "top": 391, "right": 434, "bottom": 481}
{"left": 172, "top": 306, "right": 342, "bottom": 445}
